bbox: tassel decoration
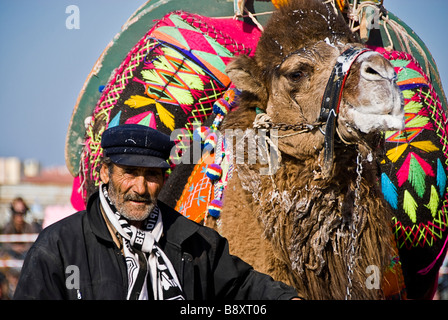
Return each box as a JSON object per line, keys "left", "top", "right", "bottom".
{"left": 207, "top": 199, "right": 223, "bottom": 218}
{"left": 206, "top": 164, "right": 222, "bottom": 181}
{"left": 204, "top": 133, "right": 218, "bottom": 152}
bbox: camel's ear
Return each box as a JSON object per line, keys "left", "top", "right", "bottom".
{"left": 225, "top": 55, "right": 267, "bottom": 103}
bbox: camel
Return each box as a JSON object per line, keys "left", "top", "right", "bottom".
{"left": 205, "top": 0, "right": 406, "bottom": 299}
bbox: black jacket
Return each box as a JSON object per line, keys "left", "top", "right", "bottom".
{"left": 14, "top": 192, "right": 298, "bottom": 300}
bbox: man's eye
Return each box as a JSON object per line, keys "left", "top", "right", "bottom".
{"left": 124, "top": 169, "right": 138, "bottom": 176}
{"left": 146, "top": 170, "right": 162, "bottom": 178}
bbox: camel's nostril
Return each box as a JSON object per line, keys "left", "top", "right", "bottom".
{"left": 358, "top": 53, "right": 397, "bottom": 81}
{"left": 360, "top": 60, "right": 391, "bottom": 81}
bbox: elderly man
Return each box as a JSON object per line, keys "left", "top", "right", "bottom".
{"left": 14, "top": 124, "right": 299, "bottom": 300}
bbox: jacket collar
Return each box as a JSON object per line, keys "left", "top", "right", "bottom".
{"left": 157, "top": 200, "right": 200, "bottom": 248}
{"left": 87, "top": 191, "right": 200, "bottom": 247}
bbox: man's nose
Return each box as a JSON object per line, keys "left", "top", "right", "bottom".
{"left": 133, "top": 175, "right": 148, "bottom": 194}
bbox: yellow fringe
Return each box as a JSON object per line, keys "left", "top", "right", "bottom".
{"left": 155, "top": 102, "right": 175, "bottom": 131}
{"left": 410, "top": 140, "right": 439, "bottom": 153}
{"left": 124, "top": 95, "right": 156, "bottom": 109}
{"left": 386, "top": 143, "right": 408, "bottom": 163}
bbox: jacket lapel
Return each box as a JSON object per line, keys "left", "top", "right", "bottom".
{"left": 157, "top": 200, "right": 200, "bottom": 298}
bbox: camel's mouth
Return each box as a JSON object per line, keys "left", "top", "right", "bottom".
{"left": 340, "top": 101, "right": 405, "bottom": 134}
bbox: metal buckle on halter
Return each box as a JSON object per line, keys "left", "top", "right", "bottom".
{"left": 318, "top": 47, "right": 372, "bottom": 178}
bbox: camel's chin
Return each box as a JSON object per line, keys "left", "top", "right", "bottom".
{"left": 342, "top": 108, "right": 405, "bottom": 134}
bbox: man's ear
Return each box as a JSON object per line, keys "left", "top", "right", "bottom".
{"left": 225, "top": 55, "right": 267, "bottom": 103}
{"left": 100, "top": 163, "right": 110, "bottom": 184}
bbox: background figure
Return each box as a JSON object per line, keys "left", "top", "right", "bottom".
{"left": 0, "top": 272, "right": 9, "bottom": 300}
{"left": 1, "top": 197, "right": 38, "bottom": 259}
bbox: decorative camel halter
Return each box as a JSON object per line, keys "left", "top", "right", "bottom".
{"left": 318, "top": 46, "right": 372, "bottom": 177}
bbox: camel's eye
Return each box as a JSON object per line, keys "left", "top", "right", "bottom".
{"left": 288, "top": 71, "right": 304, "bottom": 82}
{"left": 279, "top": 58, "right": 313, "bottom": 84}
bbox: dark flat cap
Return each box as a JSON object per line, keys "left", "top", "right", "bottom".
{"left": 101, "top": 124, "right": 174, "bottom": 169}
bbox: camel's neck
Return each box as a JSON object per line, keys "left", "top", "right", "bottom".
{"left": 235, "top": 149, "right": 395, "bottom": 299}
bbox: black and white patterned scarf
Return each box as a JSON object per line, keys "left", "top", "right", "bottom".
{"left": 100, "top": 184, "right": 185, "bottom": 300}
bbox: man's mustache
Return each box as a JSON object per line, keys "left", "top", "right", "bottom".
{"left": 124, "top": 193, "right": 154, "bottom": 202}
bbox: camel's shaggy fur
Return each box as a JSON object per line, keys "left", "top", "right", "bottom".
{"left": 206, "top": 0, "right": 405, "bottom": 299}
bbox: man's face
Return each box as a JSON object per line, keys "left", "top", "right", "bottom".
{"left": 100, "top": 163, "right": 164, "bottom": 222}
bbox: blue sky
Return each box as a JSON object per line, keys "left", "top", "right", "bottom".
{"left": 0, "top": 0, "right": 446, "bottom": 168}
{"left": 0, "top": 0, "right": 147, "bottom": 167}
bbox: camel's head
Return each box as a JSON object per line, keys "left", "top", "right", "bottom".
{"left": 226, "top": 0, "right": 404, "bottom": 165}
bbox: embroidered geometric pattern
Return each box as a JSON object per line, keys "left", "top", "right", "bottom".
{"left": 378, "top": 50, "right": 448, "bottom": 251}
{"left": 175, "top": 157, "right": 213, "bottom": 223}
{"left": 80, "top": 11, "right": 247, "bottom": 191}
{"left": 177, "top": 12, "right": 254, "bottom": 57}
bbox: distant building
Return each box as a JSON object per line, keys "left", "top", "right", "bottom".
{"left": 23, "top": 159, "right": 41, "bottom": 178}
{"left": 0, "top": 157, "right": 22, "bottom": 185}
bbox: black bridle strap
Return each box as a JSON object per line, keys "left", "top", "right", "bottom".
{"left": 318, "top": 47, "right": 372, "bottom": 178}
